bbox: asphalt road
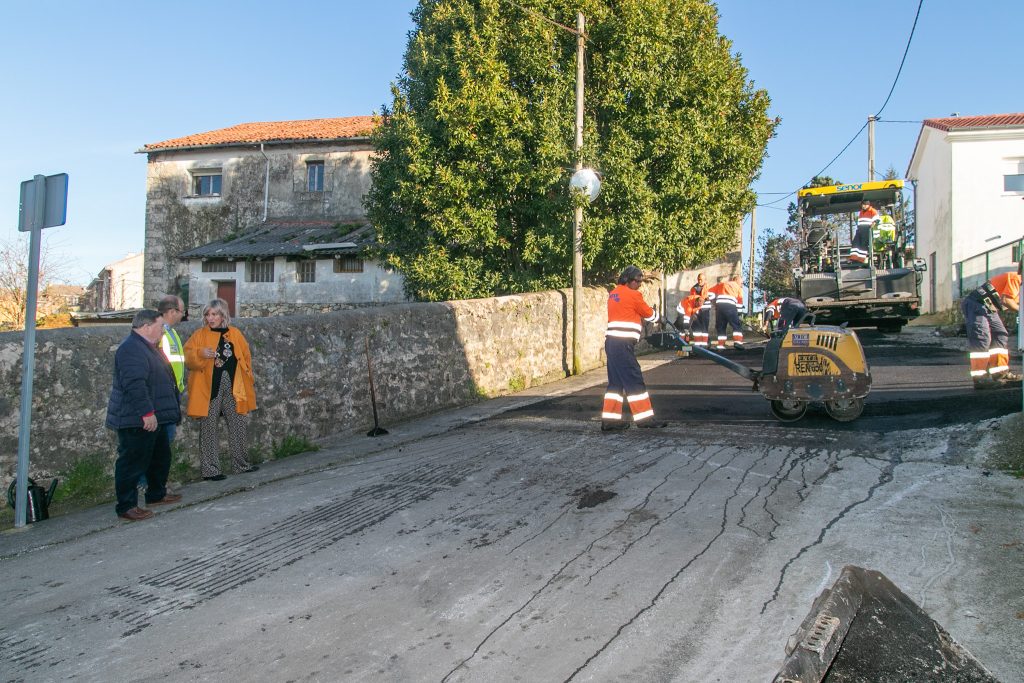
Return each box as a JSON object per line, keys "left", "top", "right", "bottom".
{"left": 520, "top": 327, "right": 1023, "bottom": 432}
{"left": 1, "top": 327, "right": 1021, "bottom": 682}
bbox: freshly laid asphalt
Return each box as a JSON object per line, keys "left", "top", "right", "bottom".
{"left": 1, "top": 326, "right": 1022, "bottom": 682}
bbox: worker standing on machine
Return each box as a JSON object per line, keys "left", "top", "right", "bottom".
{"left": 688, "top": 273, "right": 711, "bottom": 348}
{"left": 762, "top": 296, "right": 808, "bottom": 335}
{"left": 873, "top": 210, "right": 897, "bottom": 268}
{"left": 709, "top": 275, "right": 745, "bottom": 349}
{"left": 601, "top": 266, "right": 667, "bottom": 431}
{"left": 961, "top": 263, "right": 1022, "bottom": 389}
{"left": 850, "top": 199, "right": 878, "bottom": 266}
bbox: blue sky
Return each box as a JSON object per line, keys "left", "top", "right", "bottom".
{"left": 2, "top": 1, "right": 1021, "bottom": 285}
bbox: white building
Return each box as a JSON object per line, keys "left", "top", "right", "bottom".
{"left": 906, "top": 113, "right": 1024, "bottom": 313}
{"left": 81, "top": 252, "right": 145, "bottom": 311}
{"left": 179, "top": 221, "right": 405, "bottom": 318}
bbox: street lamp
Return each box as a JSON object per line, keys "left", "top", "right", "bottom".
{"left": 569, "top": 168, "right": 601, "bottom": 203}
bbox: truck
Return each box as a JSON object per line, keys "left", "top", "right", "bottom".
{"left": 793, "top": 179, "right": 926, "bottom": 333}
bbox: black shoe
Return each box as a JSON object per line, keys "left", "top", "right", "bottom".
{"left": 601, "top": 421, "right": 629, "bottom": 432}
{"left": 203, "top": 474, "right": 227, "bottom": 481}
{"left": 637, "top": 419, "right": 668, "bottom": 428}
{"left": 241, "top": 465, "right": 260, "bottom": 473}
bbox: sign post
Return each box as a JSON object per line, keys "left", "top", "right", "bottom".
{"left": 13, "top": 173, "right": 68, "bottom": 528}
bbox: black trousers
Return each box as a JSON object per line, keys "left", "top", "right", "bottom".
{"left": 114, "top": 425, "right": 171, "bottom": 514}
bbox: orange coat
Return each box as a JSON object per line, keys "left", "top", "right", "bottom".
{"left": 184, "top": 326, "right": 257, "bottom": 417}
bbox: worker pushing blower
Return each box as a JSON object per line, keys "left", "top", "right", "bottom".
{"left": 679, "top": 312, "right": 872, "bottom": 422}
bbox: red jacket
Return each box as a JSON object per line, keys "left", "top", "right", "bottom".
{"left": 607, "top": 285, "right": 657, "bottom": 341}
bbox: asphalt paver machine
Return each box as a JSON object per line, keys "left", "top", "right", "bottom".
{"left": 795, "top": 179, "right": 926, "bottom": 333}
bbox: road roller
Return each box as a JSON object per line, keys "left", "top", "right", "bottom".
{"left": 690, "top": 325, "right": 871, "bottom": 422}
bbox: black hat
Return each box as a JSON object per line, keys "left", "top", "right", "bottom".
{"left": 618, "top": 266, "right": 643, "bottom": 284}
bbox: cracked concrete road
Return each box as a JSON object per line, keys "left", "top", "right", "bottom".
{"left": 1, "top": 329, "right": 1021, "bottom": 682}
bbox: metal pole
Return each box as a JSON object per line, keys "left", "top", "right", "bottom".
{"left": 868, "top": 115, "right": 876, "bottom": 181}
{"left": 748, "top": 208, "right": 757, "bottom": 313}
{"left": 571, "top": 12, "right": 585, "bottom": 376}
{"left": 14, "top": 175, "right": 46, "bottom": 528}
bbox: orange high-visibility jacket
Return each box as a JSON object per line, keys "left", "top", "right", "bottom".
{"left": 990, "top": 272, "right": 1021, "bottom": 303}
{"left": 607, "top": 285, "right": 657, "bottom": 342}
{"left": 857, "top": 205, "right": 879, "bottom": 227}
{"left": 676, "top": 294, "right": 701, "bottom": 319}
{"left": 709, "top": 280, "right": 744, "bottom": 307}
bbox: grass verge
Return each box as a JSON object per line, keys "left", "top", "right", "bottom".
{"left": 272, "top": 435, "right": 320, "bottom": 460}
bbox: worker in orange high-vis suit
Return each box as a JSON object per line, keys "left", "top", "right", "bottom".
{"left": 708, "top": 276, "right": 745, "bottom": 349}
{"left": 675, "top": 292, "right": 701, "bottom": 343}
{"left": 962, "top": 263, "right": 1022, "bottom": 388}
{"left": 602, "top": 266, "right": 667, "bottom": 431}
{"left": 761, "top": 296, "right": 808, "bottom": 334}
{"left": 850, "top": 200, "right": 878, "bottom": 266}
{"left": 688, "top": 272, "right": 711, "bottom": 347}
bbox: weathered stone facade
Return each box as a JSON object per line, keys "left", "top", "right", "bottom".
{"left": 142, "top": 139, "right": 378, "bottom": 306}
{"left": 2, "top": 285, "right": 659, "bottom": 488}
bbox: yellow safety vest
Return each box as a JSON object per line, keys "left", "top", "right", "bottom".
{"left": 161, "top": 326, "right": 186, "bottom": 392}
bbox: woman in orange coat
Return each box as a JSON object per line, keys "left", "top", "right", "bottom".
{"left": 184, "top": 298, "right": 259, "bottom": 481}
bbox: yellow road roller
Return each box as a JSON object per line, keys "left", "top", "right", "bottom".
{"left": 692, "top": 325, "right": 871, "bottom": 422}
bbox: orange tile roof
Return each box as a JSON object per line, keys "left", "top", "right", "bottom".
{"left": 143, "top": 116, "right": 379, "bottom": 151}
{"left": 923, "top": 113, "right": 1024, "bottom": 132}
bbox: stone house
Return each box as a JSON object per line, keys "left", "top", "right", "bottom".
{"left": 139, "top": 116, "right": 407, "bottom": 316}
{"left": 906, "top": 113, "right": 1024, "bottom": 313}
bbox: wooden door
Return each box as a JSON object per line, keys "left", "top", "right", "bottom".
{"left": 216, "top": 280, "right": 237, "bottom": 318}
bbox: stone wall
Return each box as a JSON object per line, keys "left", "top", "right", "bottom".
{"left": 1, "top": 285, "right": 659, "bottom": 487}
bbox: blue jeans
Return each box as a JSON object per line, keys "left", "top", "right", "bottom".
{"left": 116, "top": 425, "right": 171, "bottom": 514}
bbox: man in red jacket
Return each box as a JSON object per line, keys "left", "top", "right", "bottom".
{"left": 602, "top": 266, "right": 667, "bottom": 431}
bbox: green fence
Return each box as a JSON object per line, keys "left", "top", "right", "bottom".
{"left": 955, "top": 238, "right": 1023, "bottom": 298}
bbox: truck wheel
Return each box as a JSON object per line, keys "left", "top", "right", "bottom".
{"left": 825, "top": 397, "right": 864, "bottom": 422}
{"left": 770, "top": 399, "right": 807, "bottom": 422}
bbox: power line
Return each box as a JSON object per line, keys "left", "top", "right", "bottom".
{"left": 875, "top": 0, "right": 925, "bottom": 118}
{"left": 756, "top": 121, "right": 868, "bottom": 208}
{"left": 756, "top": 0, "right": 924, "bottom": 207}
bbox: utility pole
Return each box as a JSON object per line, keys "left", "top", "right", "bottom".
{"left": 571, "top": 11, "right": 585, "bottom": 375}
{"left": 748, "top": 208, "right": 756, "bottom": 313}
{"left": 868, "top": 115, "right": 877, "bottom": 181}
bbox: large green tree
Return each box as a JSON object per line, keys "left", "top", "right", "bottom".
{"left": 367, "top": 0, "right": 777, "bottom": 301}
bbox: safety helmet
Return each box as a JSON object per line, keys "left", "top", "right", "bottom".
{"left": 618, "top": 265, "right": 644, "bottom": 285}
